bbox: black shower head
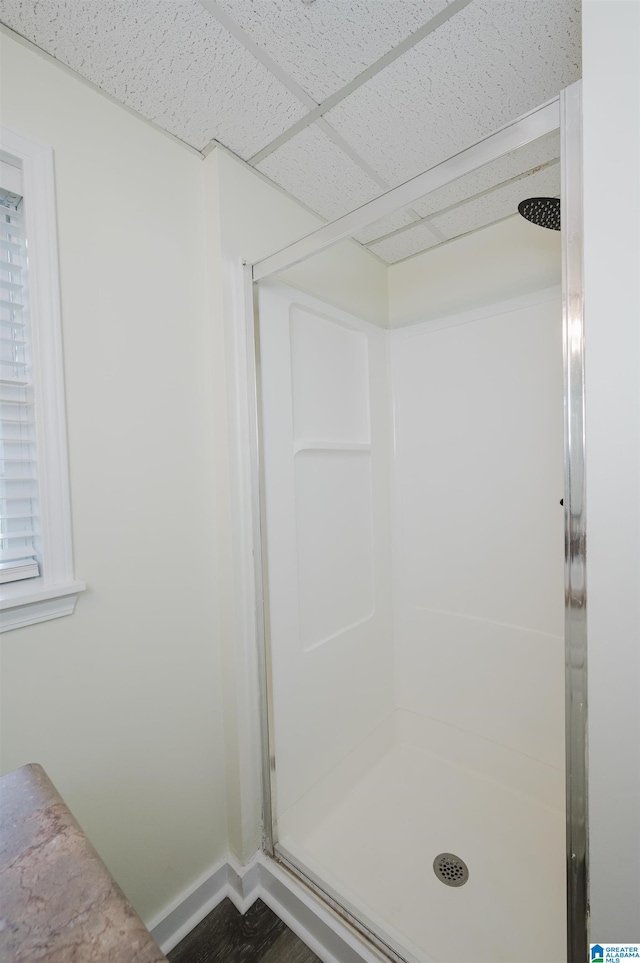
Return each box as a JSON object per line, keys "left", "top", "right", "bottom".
{"left": 517, "top": 196, "right": 561, "bottom": 231}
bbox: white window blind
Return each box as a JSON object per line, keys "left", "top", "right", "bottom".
{"left": 0, "top": 130, "right": 84, "bottom": 630}
{"left": 0, "top": 187, "right": 40, "bottom": 584}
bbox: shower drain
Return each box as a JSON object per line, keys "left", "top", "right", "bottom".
{"left": 433, "top": 853, "right": 469, "bottom": 887}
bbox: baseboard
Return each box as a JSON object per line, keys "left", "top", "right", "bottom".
{"left": 148, "top": 851, "right": 386, "bottom": 962}
{"left": 256, "top": 854, "right": 387, "bottom": 963}
{"left": 147, "top": 856, "right": 230, "bottom": 954}
{"left": 226, "top": 853, "right": 261, "bottom": 914}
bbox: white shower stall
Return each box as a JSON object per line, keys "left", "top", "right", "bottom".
{"left": 243, "top": 89, "right": 585, "bottom": 963}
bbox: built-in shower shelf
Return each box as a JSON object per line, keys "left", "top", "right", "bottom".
{"left": 293, "top": 441, "right": 371, "bottom": 455}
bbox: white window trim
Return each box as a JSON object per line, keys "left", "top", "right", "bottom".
{"left": 1, "top": 126, "right": 85, "bottom": 631}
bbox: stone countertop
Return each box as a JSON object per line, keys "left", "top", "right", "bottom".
{"left": 0, "top": 763, "right": 168, "bottom": 963}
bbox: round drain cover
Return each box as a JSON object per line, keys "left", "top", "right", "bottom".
{"left": 433, "top": 852, "right": 469, "bottom": 887}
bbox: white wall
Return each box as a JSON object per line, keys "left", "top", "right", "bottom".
{"left": 0, "top": 43, "right": 388, "bottom": 922}
{"left": 0, "top": 41, "right": 389, "bottom": 916}
{"left": 212, "top": 148, "right": 388, "bottom": 326}
{"left": 388, "top": 214, "right": 561, "bottom": 327}
{"left": 391, "top": 291, "right": 565, "bottom": 772}
{"left": 198, "top": 148, "right": 388, "bottom": 862}
{"left": 0, "top": 36, "right": 228, "bottom": 923}
{"left": 583, "top": 0, "right": 640, "bottom": 939}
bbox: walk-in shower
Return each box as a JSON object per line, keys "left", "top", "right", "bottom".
{"left": 241, "top": 84, "right": 586, "bottom": 963}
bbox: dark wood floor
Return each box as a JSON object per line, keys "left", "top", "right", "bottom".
{"left": 167, "top": 898, "right": 321, "bottom": 963}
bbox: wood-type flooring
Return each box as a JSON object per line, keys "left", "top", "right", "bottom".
{"left": 167, "top": 897, "right": 321, "bottom": 963}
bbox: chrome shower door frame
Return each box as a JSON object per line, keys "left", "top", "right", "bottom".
{"left": 244, "top": 82, "right": 587, "bottom": 963}
{"left": 561, "top": 80, "right": 588, "bottom": 963}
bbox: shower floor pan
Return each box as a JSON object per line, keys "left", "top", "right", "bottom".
{"left": 276, "top": 712, "right": 566, "bottom": 963}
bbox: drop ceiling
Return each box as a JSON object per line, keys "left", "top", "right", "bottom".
{"left": 0, "top": 0, "right": 581, "bottom": 263}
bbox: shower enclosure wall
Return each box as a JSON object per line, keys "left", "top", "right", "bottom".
{"left": 242, "top": 85, "right": 586, "bottom": 963}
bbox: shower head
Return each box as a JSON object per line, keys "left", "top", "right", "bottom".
{"left": 517, "top": 196, "right": 561, "bottom": 231}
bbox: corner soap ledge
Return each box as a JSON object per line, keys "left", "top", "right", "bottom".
{"left": 0, "top": 762, "right": 167, "bottom": 963}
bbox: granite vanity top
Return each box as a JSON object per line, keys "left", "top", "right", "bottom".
{"left": 0, "top": 763, "right": 167, "bottom": 963}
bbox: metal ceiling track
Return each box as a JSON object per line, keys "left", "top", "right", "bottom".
{"left": 252, "top": 96, "right": 560, "bottom": 282}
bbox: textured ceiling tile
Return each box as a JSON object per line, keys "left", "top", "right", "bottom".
{"left": 256, "top": 124, "right": 384, "bottom": 221}
{"left": 412, "top": 131, "right": 560, "bottom": 220}
{"left": 353, "top": 209, "right": 419, "bottom": 245}
{"left": 326, "top": 0, "right": 580, "bottom": 185}
{"left": 0, "top": 0, "right": 307, "bottom": 154}
{"left": 215, "top": 0, "right": 453, "bottom": 102}
{"left": 368, "top": 222, "right": 443, "bottom": 264}
{"left": 355, "top": 131, "right": 559, "bottom": 244}
{"left": 430, "top": 164, "right": 561, "bottom": 239}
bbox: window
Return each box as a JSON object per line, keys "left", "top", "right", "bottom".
{"left": 0, "top": 128, "right": 84, "bottom": 631}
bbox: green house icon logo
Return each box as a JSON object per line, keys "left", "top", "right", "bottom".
{"left": 592, "top": 946, "right": 604, "bottom": 963}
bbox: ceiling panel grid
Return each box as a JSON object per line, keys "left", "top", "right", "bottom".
{"left": 411, "top": 131, "right": 561, "bottom": 220}
{"left": 370, "top": 161, "right": 561, "bottom": 264}
{"left": 369, "top": 222, "right": 444, "bottom": 264}
{"left": 353, "top": 209, "right": 419, "bottom": 246}
{"left": 0, "top": 0, "right": 581, "bottom": 262}
{"left": 430, "top": 163, "right": 561, "bottom": 238}
{"left": 0, "top": 0, "right": 308, "bottom": 155}
{"left": 325, "top": 0, "right": 581, "bottom": 187}
{"left": 255, "top": 123, "right": 384, "bottom": 221}
{"left": 214, "top": 0, "right": 455, "bottom": 102}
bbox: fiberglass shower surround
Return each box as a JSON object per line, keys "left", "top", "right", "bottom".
{"left": 256, "top": 279, "right": 565, "bottom": 963}
{"left": 245, "top": 87, "right": 586, "bottom": 963}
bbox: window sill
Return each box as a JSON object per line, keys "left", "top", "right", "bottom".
{"left": 0, "top": 581, "right": 86, "bottom": 632}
